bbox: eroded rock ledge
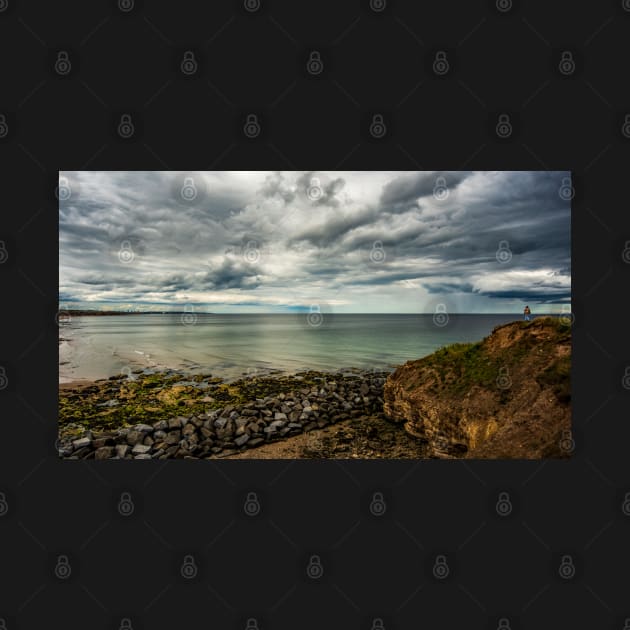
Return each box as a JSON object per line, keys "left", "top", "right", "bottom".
{"left": 383, "top": 317, "right": 571, "bottom": 459}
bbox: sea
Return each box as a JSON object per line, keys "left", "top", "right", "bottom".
{"left": 58, "top": 313, "right": 533, "bottom": 383}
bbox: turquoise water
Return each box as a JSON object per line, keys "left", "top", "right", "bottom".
{"left": 59, "top": 313, "right": 526, "bottom": 382}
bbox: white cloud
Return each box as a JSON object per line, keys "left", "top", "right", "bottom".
{"left": 59, "top": 171, "right": 571, "bottom": 313}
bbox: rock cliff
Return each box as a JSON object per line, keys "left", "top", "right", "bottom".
{"left": 383, "top": 317, "right": 571, "bottom": 459}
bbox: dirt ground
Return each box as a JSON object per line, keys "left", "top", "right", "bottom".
{"left": 219, "top": 414, "right": 431, "bottom": 460}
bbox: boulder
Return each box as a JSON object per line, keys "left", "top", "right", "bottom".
{"left": 72, "top": 437, "right": 91, "bottom": 450}
{"left": 234, "top": 434, "right": 250, "bottom": 447}
{"left": 132, "top": 444, "right": 152, "bottom": 455}
{"left": 95, "top": 446, "right": 114, "bottom": 460}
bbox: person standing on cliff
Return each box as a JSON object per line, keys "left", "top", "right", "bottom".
{"left": 523, "top": 305, "right": 531, "bottom": 321}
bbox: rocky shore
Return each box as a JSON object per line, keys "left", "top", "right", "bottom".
{"left": 58, "top": 317, "right": 571, "bottom": 460}
{"left": 58, "top": 368, "right": 427, "bottom": 459}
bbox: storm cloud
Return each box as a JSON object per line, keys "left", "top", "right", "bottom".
{"left": 59, "top": 171, "right": 571, "bottom": 313}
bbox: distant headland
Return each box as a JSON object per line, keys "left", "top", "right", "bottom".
{"left": 59, "top": 310, "right": 214, "bottom": 316}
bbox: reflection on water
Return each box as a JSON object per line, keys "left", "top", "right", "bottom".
{"left": 59, "top": 313, "right": 523, "bottom": 383}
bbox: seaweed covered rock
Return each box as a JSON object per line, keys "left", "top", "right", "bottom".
{"left": 383, "top": 316, "right": 571, "bottom": 459}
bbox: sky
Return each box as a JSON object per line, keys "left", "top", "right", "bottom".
{"left": 58, "top": 170, "right": 571, "bottom": 314}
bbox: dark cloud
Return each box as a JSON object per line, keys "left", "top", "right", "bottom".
{"left": 201, "top": 258, "right": 262, "bottom": 290}
{"left": 295, "top": 171, "right": 346, "bottom": 207}
{"left": 380, "top": 171, "right": 473, "bottom": 205}
{"left": 60, "top": 171, "right": 571, "bottom": 312}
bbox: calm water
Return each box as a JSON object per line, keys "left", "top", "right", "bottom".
{"left": 59, "top": 313, "right": 527, "bottom": 383}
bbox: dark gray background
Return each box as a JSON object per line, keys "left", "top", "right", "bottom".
{"left": 1, "top": 0, "right": 629, "bottom": 628}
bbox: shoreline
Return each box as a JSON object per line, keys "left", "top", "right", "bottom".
{"left": 57, "top": 366, "right": 424, "bottom": 460}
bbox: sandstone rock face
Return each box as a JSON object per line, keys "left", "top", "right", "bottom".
{"left": 383, "top": 317, "right": 571, "bottom": 459}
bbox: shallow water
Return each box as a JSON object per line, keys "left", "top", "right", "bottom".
{"left": 58, "top": 313, "right": 527, "bottom": 383}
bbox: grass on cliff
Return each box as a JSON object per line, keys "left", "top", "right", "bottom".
{"left": 410, "top": 316, "right": 571, "bottom": 399}
{"left": 419, "top": 341, "right": 498, "bottom": 395}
